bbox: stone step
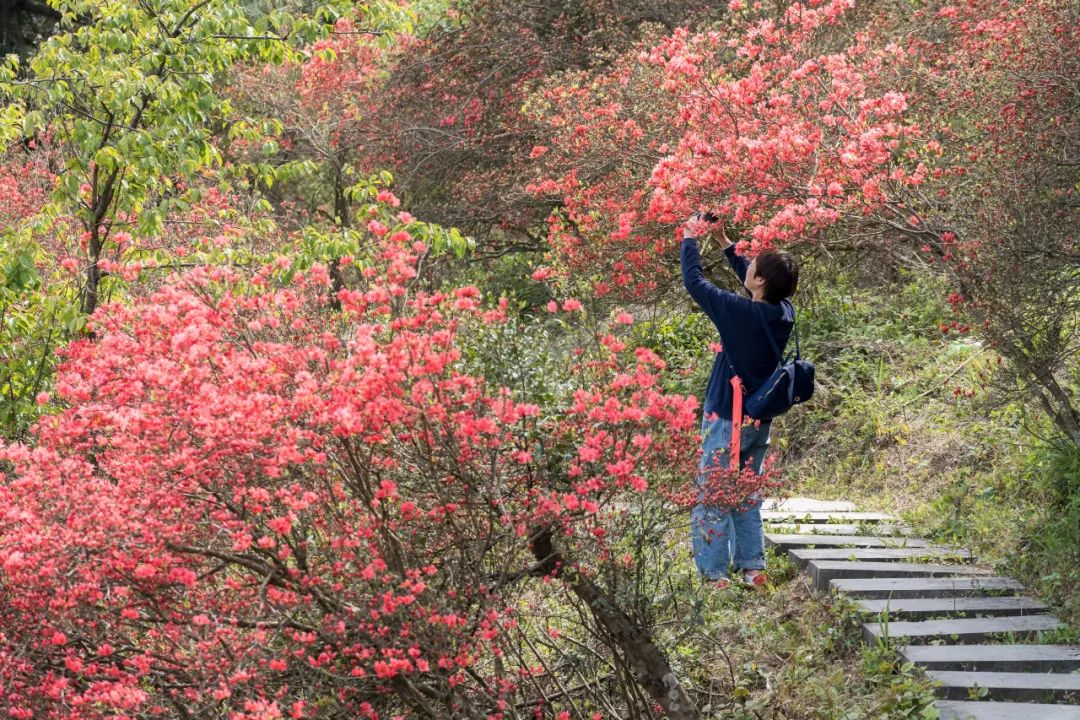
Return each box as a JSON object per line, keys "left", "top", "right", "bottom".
{"left": 927, "top": 670, "right": 1080, "bottom": 703}
{"left": 936, "top": 700, "right": 1080, "bottom": 719}
{"left": 765, "top": 534, "right": 931, "bottom": 550}
{"left": 810, "top": 560, "right": 994, "bottom": 591}
{"left": 790, "top": 547, "right": 971, "bottom": 569}
{"left": 863, "top": 614, "right": 1066, "bottom": 645}
{"left": 831, "top": 577, "right": 1024, "bottom": 599}
{"left": 856, "top": 596, "right": 1048, "bottom": 620}
{"left": 902, "top": 645, "right": 1080, "bottom": 673}
{"left": 766, "top": 522, "right": 913, "bottom": 536}
{"left": 761, "top": 511, "right": 896, "bottom": 523}
{"left": 762, "top": 497, "right": 858, "bottom": 512}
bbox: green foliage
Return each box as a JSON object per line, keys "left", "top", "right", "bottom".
{"left": 775, "top": 266, "right": 983, "bottom": 491}
{"left": 291, "top": 173, "right": 475, "bottom": 276}
{"left": 458, "top": 311, "right": 569, "bottom": 412}
{"left": 0, "top": 237, "right": 78, "bottom": 437}
{"left": 460, "top": 252, "right": 552, "bottom": 314}
{"left": 859, "top": 643, "right": 941, "bottom": 719}
{"left": 630, "top": 309, "right": 715, "bottom": 397}
{"left": 0, "top": 0, "right": 369, "bottom": 235}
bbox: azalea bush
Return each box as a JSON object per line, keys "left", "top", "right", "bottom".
{"left": 0, "top": 194, "right": 776, "bottom": 718}
{"left": 525, "top": 0, "right": 923, "bottom": 299}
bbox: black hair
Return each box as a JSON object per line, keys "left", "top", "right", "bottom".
{"left": 755, "top": 252, "right": 799, "bottom": 303}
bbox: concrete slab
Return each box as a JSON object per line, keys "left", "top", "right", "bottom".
{"left": 863, "top": 614, "right": 1065, "bottom": 645}
{"left": 927, "top": 670, "right": 1080, "bottom": 703}
{"left": 765, "top": 522, "right": 913, "bottom": 536}
{"left": 762, "top": 497, "right": 858, "bottom": 512}
{"left": 790, "top": 547, "right": 971, "bottom": 569}
{"left": 765, "top": 534, "right": 931, "bottom": 550}
{"left": 902, "top": 645, "right": 1080, "bottom": 673}
{"left": 831, "top": 577, "right": 1024, "bottom": 599}
{"left": 761, "top": 511, "right": 897, "bottom": 523}
{"left": 856, "top": 596, "right": 1047, "bottom": 620}
{"left": 810, "top": 560, "right": 994, "bottom": 591}
{"left": 936, "top": 700, "right": 1080, "bottom": 719}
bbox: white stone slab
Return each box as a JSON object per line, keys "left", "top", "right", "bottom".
{"left": 831, "top": 577, "right": 1023, "bottom": 599}
{"left": 766, "top": 522, "right": 913, "bottom": 536}
{"left": 928, "top": 670, "right": 1080, "bottom": 702}
{"left": 936, "top": 700, "right": 1080, "bottom": 719}
{"left": 790, "top": 547, "right": 971, "bottom": 570}
{"left": 810, "top": 560, "right": 994, "bottom": 590}
{"left": 762, "top": 497, "right": 858, "bottom": 512}
{"left": 903, "top": 645, "right": 1080, "bottom": 672}
{"left": 761, "top": 511, "right": 896, "bottom": 523}
{"left": 856, "top": 596, "right": 1047, "bottom": 620}
{"left": 863, "top": 614, "right": 1065, "bottom": 644}
{"left": 766, "top": 534, "right": 931, "bottom": 549}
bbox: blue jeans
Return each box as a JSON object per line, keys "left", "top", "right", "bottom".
{"left": 691, "top": 417, "right": 772, "bottom": 580}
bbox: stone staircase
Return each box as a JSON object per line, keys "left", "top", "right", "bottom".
{"left": 763, "top": 498, "right": 1080, "bottom": 719}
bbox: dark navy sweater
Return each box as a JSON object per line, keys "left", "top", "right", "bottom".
{"left": 681, "top": 238, "right": 795, "bottom": 421}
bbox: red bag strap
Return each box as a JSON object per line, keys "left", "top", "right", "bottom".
{"left": 729, "top": 376, "right": 743, "bottom": 472}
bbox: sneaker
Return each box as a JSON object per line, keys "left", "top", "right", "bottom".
{"left": 713, "top": 578, "right": 732, "bottom": 590}
{"left": 742, "top": 570, "right": 767, "bottom": 588}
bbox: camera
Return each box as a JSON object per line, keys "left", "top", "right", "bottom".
{"left": 701, "top": 211, "right": 720, "bottom": 223}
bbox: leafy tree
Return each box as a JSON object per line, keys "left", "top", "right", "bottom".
{"left": 0, "top": 0, "right": 374, "bottom": 315}
{"left": 0, "top": 0, "right": 416, "bottom": 436}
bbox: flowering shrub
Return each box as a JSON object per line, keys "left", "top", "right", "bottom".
{"left": 0, "top": 157, "right": 50, "bottom": 230}
{"left": 528, "top": 0, "right": 923, "bottom": 297}
{"left": 0, "top": 200, "right": 731, "bottom": 717}
{"left": 263, "top": 0, "right": 714, "bottom": 251}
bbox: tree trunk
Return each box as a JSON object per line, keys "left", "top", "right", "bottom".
{"left": 80, "top": 231, "right": 103, "bottom": 316}
{"left": 529, "top": 525, "right": 700, "bottom": 720}
{"left": 327, "top": 170, "right": 350, "bottom": 309}
{"left": 1033, "top": 371, "right": 1080, "bottom": 451}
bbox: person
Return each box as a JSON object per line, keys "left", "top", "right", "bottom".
{"left": 681, "top": 214, "right": 799, "bottom": 588}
